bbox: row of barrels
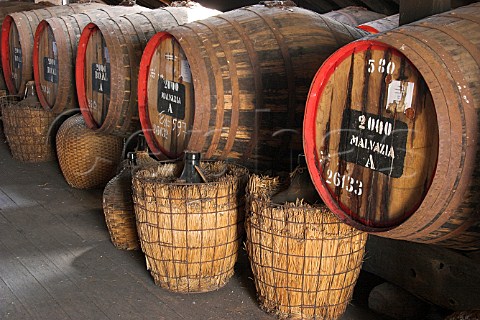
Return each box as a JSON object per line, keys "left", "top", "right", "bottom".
{"left": 1, "top": 2, "right": 400, "bottom": 151}
{"left": 0, "top": 1, "right": 57, "bottom": 93}
{"left": 1, "top": 1, "right": 479, "bottom": 250}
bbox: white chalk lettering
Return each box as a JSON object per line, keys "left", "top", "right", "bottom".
{"left": 325, "top": 169, "right": 363, "bottom": 196}
{"left": 365, "top": 155, "right": 376, "bottom": 169}
{"left": 47, "top": 66, "right": 57, "bottom": 76}
{"left": 160, "top": 92, "right": 181, "bottom": 104}
{"left": 349, "top": 134, "right": 395, "bottom": 159}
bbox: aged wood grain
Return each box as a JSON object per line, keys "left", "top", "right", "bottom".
{"left": 76, "top": 5, "right": 219, "bottom": 137}
{"left": 304, "top": 3, "right": 480, "bottom": 249}
{"left": 138, "top": 4, "right": 368, "bottom": 172}
{"left": 33, "top": 6, "right": 149, "bottom": 113}
{"left": 1, "top": 3, "right": 106, "bottom": 95}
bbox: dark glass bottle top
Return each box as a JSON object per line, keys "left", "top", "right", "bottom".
{"left": 179, "top": 151, "right": 204, "bottom": 183}
{"left": 136, "top": 134, "right": 147, "bottom": 152}
{"left": 127, "top": 152, "right": 137, "bottom": 166}
{"left": 271, "top": 153, "right": 321, "bottom": 205}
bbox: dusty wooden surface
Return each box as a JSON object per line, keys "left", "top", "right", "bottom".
{"left": 0, "top": 129, "right": 385, "bottom": 319}
{"left": 363, "top": 235, "right": 480, "bottom": 311}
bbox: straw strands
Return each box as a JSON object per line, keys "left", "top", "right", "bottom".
{"left": 132, "top": 161, "right": 248, "bottom": 293}
{"left": 103, "top": 164, "right": 139, "bottom": 250}
{"left": 1, "top": 96, "right": 55, "bottom": 162}
{"left": 246, "top": 175, "right": 367, "bottom": 319}
{"left": 103, "top": 151, "right": 159, "bottom": 250}
{"left": 56, "top": 114, "right": 123, "bottom": 189}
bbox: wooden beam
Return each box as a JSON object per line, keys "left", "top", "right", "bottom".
{"left": 362, "top": 236, "right": 480, "bottom": 311}
{"left": 399, "top": 0, "right": 450, "bottom": 25}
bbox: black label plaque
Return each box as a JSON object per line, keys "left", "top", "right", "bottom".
{"left": 43, "top": 57, "right": 58, "bottom": 83}
{"left": 157, "top": 78, "right": 185, "bottom": 120}
{"left": 339, "top": 109, "right": 408, "bottom": 178}
{"left": 13, "top": 47, "right": 22, "bottom": 69}
{"left": 91, "top": 63, "right": 110, "bottom": 94}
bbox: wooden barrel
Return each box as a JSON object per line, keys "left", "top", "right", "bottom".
{"left": 357, "top": 14, "right": 399, "bottom": 34}
{"left": 76, "top": 4, "right": 220, "bottom": 137}
{"left": 303, "top": 3, "right": 480, "bottom": 249}
{"left": 33, "top": 6, "right": 150, "bottom": 114}
{"left": 296, "top": 0, "right": 398, "bottom": 15}
{"left": 138, "top": 2, "right": 367, "bottom": 172}
{"left": 0, "top": 1, "right": 53, "bottom": 93}
{"left": 323, "top": 6, "right": 386, "bottom": 27}
{"left": 1, "top": 3, "right": 106, "bottom": 95}
{"left": 102, "top": 0, "right": 170, "bottom": 9}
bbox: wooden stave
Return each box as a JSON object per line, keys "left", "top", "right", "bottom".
{"left": 296, "top": 0, "right": 399, "bottom": 15}
{"left": 0, "top": 2, "right": 53, "bottom": 92}
{"left": 357, "top": 13, "right": 399, "bottom": 34}
{"left": 380, "top": 5, "right": 480, "bottom": 248}
{"left": 76, "top": 6, "right": 220, "bottom": 138}
{"left": 303, "top": 3, "right": 480, "bottom": 249}
{"left": 1, "top": 3, "right": 106, "bottom": 95}
{"left": 323, "top": 6, "right": 386, "bottom": 27}
{"left": 138, "top": 5, "right": 368, "bottom": 172}
{"left": 33, "top": 6, "right": 149, "bottom": 114}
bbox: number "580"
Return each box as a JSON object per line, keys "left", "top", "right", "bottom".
{"left": 367, "top": 59, "right": 395, "bottom": 74}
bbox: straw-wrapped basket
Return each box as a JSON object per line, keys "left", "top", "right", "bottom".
{"left": 1, "top": 95, "right": 55, "bottom": 162}
{"left": 246, "top": 175, "right": 367, "bottom": 319}
{"left": 56, "top": 114, "right": 123, "bottom": 189}
{"left": 132, "top": 161, "right": 249, "bottom": 293}
{"left": 103, "top": 151, "right": 158, "bottom": 250}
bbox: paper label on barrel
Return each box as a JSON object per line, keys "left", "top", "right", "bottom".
{"left": 386, "top": 80, "right": 415, "bottom": 114}
{"left": 43, "top": 57, "right": 58, "bottom": 83}
{"left": 157, "top": 78, "right": 185, "bottom": 120}
{"left": 339, "top": 109, "right": 408, "bottom": 178}
{"left": 180, "top": 60, "right": 192, "bottom": 83}
{"left": 91, "top": 63, "right": 110, "bottom": 94}
{"left": 13, "top": 47, "right": 22, "bottom": 69}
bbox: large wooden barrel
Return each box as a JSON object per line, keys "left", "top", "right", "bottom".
{"left": 1, "top": 3, "right": 106, "bottom": 95}
{"left": 0, "top": 1, "right": 53, "bottom": 93}
{"left": 357, "top": 14, "right": 399, "bottom": 34}
{"left": 76, "top": 3, "right": 220, "bottom": 137}
{"left": 102, "top": 0, "right": 170, "bottom": 9}
{"left": 323, "top": 6, "right": 386, "bottom": 27}
{"left": 303, "top": 3, "right": 480, "bottom": 250}
{"left": 138, "top": 2, "right": 367, "bottom": 172}
{"left": 296, "top": 0, "right": 399, "bottom": 15}
{"left": 33, "top": 6, "right": 150, "bottom": 114}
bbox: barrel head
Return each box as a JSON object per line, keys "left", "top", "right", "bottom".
{"left": 77, "top": 23, "right": 111, "bottom": 130}
{"left": 304, "top": 40, "right": 439, "bottom": 231}
{"left": 34, "top": 22, "right": 59, "bottom": 109}
{"left": 139, "top": 32, "right": 195, "bottom": 158}
{"left": 2, "top": 18, "right": 23, "bottom": 94}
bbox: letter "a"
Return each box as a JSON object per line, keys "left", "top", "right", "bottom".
{"left": 168, "top": 103, "right": 173, "bottom": 114}
{"left": 365, "top": 154, "right": 375, "bottom": 170}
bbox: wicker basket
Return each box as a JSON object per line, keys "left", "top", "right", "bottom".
{"left": 56, "top": 114, "right": 123, "bottom": 189}
{"left": 103, "top": 151, "right": 159, "bottom": 250}
{"left": 246, "top": 175, "right": 368, "bottom": 319}
{"left": 1, "top": 95, "right": 55, "bottom": 162}
{"left": 132, "top": 161, "right": 249, "bottom": 293}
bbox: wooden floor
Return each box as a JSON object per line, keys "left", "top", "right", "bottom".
{"left": 0, "top": 128, "right": 385, "bottom": 320}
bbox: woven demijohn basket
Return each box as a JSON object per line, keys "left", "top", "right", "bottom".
{"left": 103, "top": 151, "right": 158, "bottom": 250}
{"left": 1, "top": 95, "right": 55, "bottom": 162}
{"left": 132, "top": 161, "right": 249, "bottom": 293}
{"left": 56, "top": 114, "right": 123, "bottom": 189}
{"left": 246, "top": 175, "right": 368, "bottom": 319}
